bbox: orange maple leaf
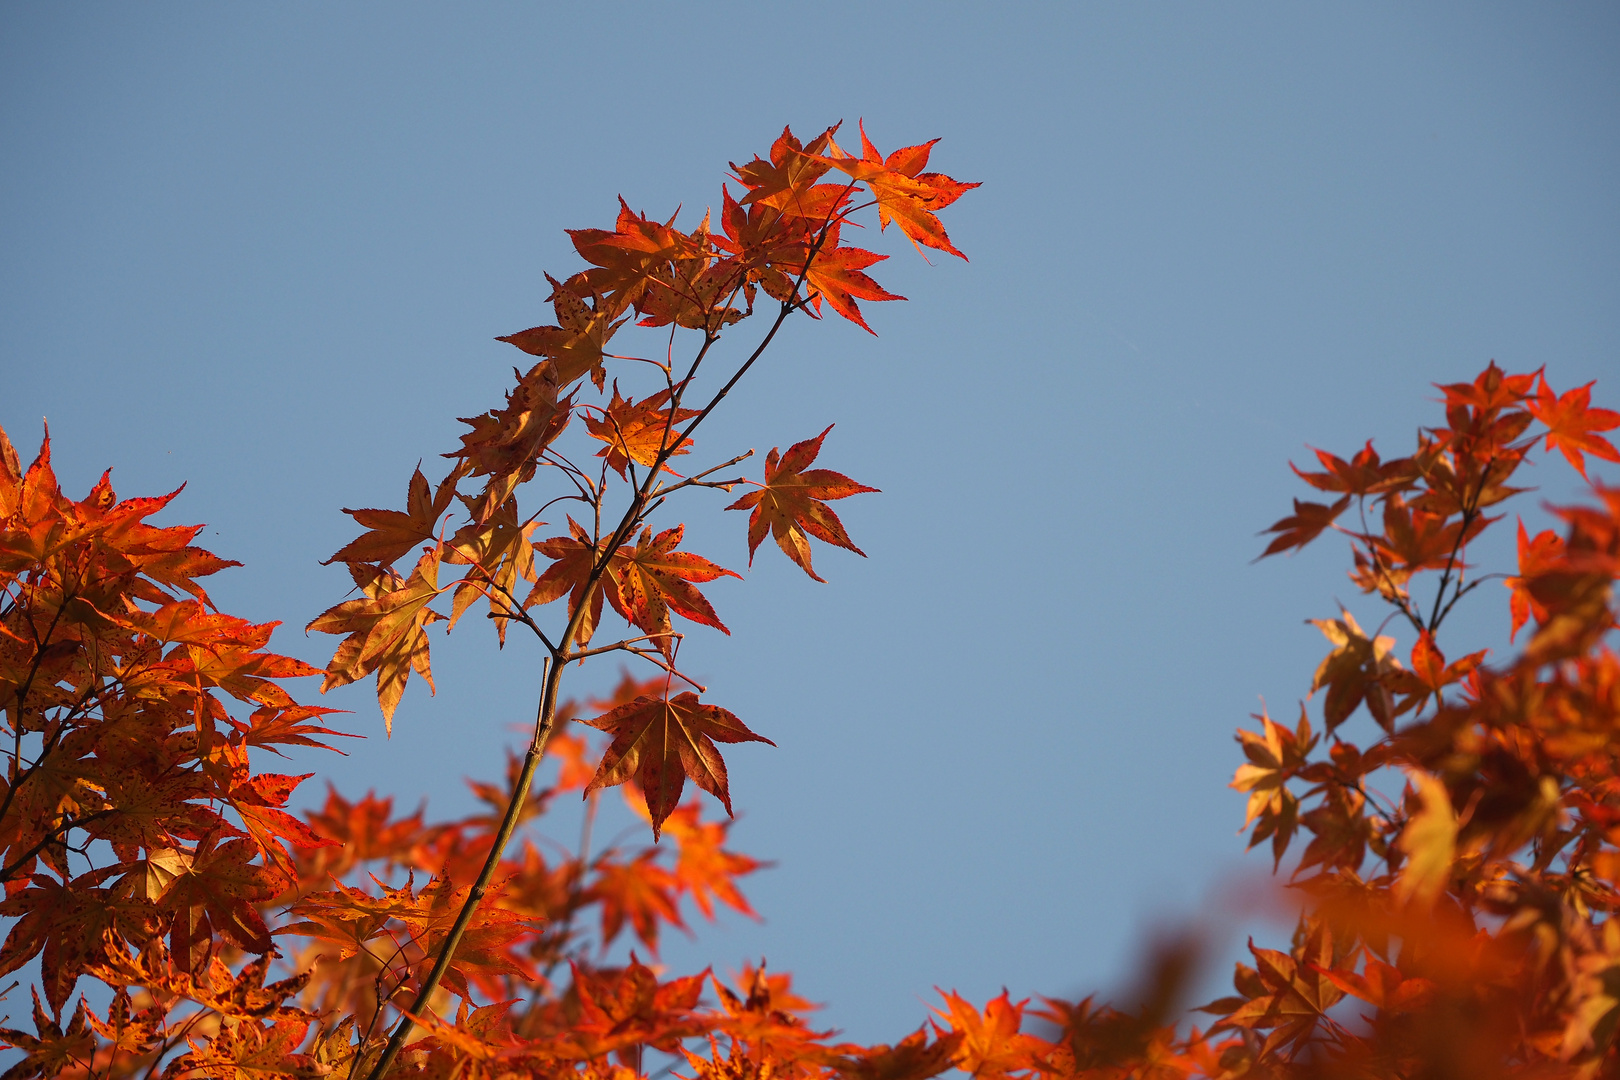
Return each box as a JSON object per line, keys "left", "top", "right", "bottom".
{"left": 584, "top": 385, "right": 700, "bottom": 479}
{"left": 1382, "top": 492, "right": 1494, "bottom": 574}
{"left": 285, "top": 874, "right": 536, "bottom": 1003}
{"left": 629, "top": 208, "right": 752, "bottom": 333}
{"left": 401, "top": 999, "right": 522, "bottom": 1065}
{"left": 581, "top": 691, "right": 774, "bottom": 836}
{"left": 325, "top": 463, "right": 461, "bottom": 567}
{"left": 1206, "top": 930, "right": 1346, "bottom": 1057}
{"left": 444, "top": 494, "right": 539, "bottom": 646}
{"left": 227, "top": 771, "right": 340, "bottom": 874}
{"left": 1308, "top": 608, "right": 1401, "bottom": 732}
{"left": 170, "top": 1014, "right": 318, "bottom": 1080}
{"left": 545, "top": 725, "right": 597, "bottom": 793}
{"left": 1438, "top": 361, "right": 1536, "bottom": 416}
{"left": 1231, "top": 706, "right": 1315, "bottom": 868}
{"left": 181, "top": 951, "right": 313, "bottom": 1023}
{"left": 1384, "top": 632, "right": 1485, "bottom": 719}
{"left": 622, "top": 797, "right": 766, "bottom": 920}
{"left": 585, "top": 852, "right": 685, "bottom": 953}
{"left": 84, "top": 986, "right": 166, "bottom": 1062}
{"left": 306, "top": 551, "right": 445, "bottom": 731}
{"left": 835, "top": 1027, "right": 965, "bottom": 1080}
{"left": 572, "top": 956, "right": 708, "bottom": 1053}
{"left": 0, "top": 868, "right": 150, "bottom": 1015}
{"left": 1291, "top": 441, "right": 1415, "bottom": 498}
{"left": 660, "top": 802, "right": 766, "bottom": 921}
{"left": 1528, "top": 374, "right": 1620, "bottom": 479}
{"left": 801, "top": 227, "right": 905, "bottom": 334}
{"left": 1258, "top": 496, "right": 1351, "bottom": 558}
{"left": 711, "top": 962, "right": 834, "bottom": 1065}
{"left": 0, "top": 989, "right": 96, "bottom": 1080}
{"left": 714, "top": 186, "right": 836, "bottom": 310}
{"left": 525, "top": 517, "right": 618, "bottom": 647}
{"left": 1310, "top": 949, "right": 1435, "bottom": 1013}
{"left": 567, "top": 199, "right": 702, "bottom": 321}
{"left": 230, "top": 703, "right": 350, "bottom": 756}
{"left": 931, "top": 990, "right": 1034, "bottom": 1079}
{"left": 447, "top": 361, "right": 574, "bottom": 522}
{"left": 725, "top": 425, "right": 878, "bottom": 582}
{"left": 1504, "top": 520, "right": 1565, "bottom": 642}
{"left": 298, "top": 786, "right": 425, "bottom": 881}
{"left": 158, "top": 835, "right": 284, "bottom": 965}
{"left": 498, "top": 272, "right": 630, "bottom": 390}
{"left": 730, "top": 124, "right": 842, "bottom": 217}
{"left": 607, "top": 524, "right": 740, "bottom": 655}
{"left": 812, "top": 122, "right": 979, "bottom": 260}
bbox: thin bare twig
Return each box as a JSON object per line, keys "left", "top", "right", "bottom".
{"left": 651, "top": 449, "right": 754, "bottom": 498}
{"left": 565, "top": 632, "right": 677, "bottom": 662}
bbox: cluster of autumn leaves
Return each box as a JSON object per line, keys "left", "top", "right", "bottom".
{"left": 1193, "top": 365, "right": 1620, "bottom": 1077}
{"left": 4, "top": 116, "right": 1620, "bottom": 1080}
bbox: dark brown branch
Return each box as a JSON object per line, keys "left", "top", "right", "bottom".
{"left": 1426, "top": 457, "right": 1496, "bottom": 635}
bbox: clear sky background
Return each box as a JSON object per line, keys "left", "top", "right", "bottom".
{"left": 3, "top": 2, "right": 1618, "bottom": 1045}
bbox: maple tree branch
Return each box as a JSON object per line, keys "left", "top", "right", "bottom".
{"left": 673, "top": 230, "right": 834, "bottom": 450}
{"left": 563, "top": 328, "right": 733, "bottom": 650}
{"left": 361, "top": 196, "right": 840, "bottom": 1080}
{"left": 143, "top": 1005, "right": 221, "bottom": 1080}
{"left": 650, "top": 449, "right": 753, "bottom": 499}
{"left": 363, "top": 289, "right": 786, "bottom": 1080}
{"left": 363, "top": 655, "right": 566, "bottom": 1080}
{"left": 564, "top": 639, "right": 705, "bottom": 693}
{"left": 476, "top": 583, "right": 559, "bottom": 655}
{"left": 140, "top": 1027, "right": 187, "bottom": 1080}
{"left": 0, "top": 717, "right": 74, "bottom": 845}
{"left": 1432, "top": 576, "right": 1497, "bottom": 632}
{"left": 606, "top": 352, "right": 672, "bottom": 378}
{"left": 1352, "top": 500, "right": 1425, "bottom": 636}
{"left": 660, "top": 476, "right": 744, "bottom": 497}
{"left": 4, "top": 594, "right": 67, "bottom": 776}
{"left": 0, "top": 807, "right": 118, "bottom": 882}
{"left": 1343, "top": 765, "right": 1401, "bottom": 821}
{"left": 620, "top": 647, "right": 706, "bottom": 692}
{"left": 540, "top": 450, "right": 597, "bottom": 505}
{"left": 566, "top": 293, "right": 803, "bottom": 644}
{"left": 349, "top": 994, "right": 391, "bottom": 1080}
{"left": 6, "top": 713, "right": 19, "bottom": 793}
{"left": 530, "top": 492, "right": 592, "bottom": 524}
{"left": 487, "top": 606, "right": 559, "bottom": 655}
{"left": 594, "top": 458, "right": 612, "bottom": 540}
{"left": 1425, "top": 459, "right": 1495, "bottom": 635}
{"left": 565, "top": 632, "right": 675, "bottom": 662}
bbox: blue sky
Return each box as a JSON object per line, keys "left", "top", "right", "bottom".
{"left": 3, "top": 3, "right": 1618, "bottom": 1044}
